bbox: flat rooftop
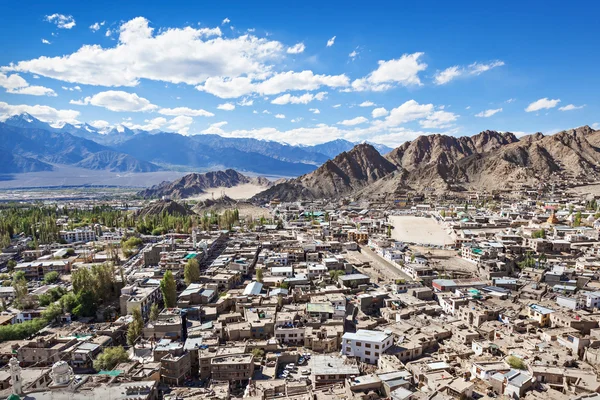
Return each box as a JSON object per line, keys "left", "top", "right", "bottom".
{"left": 342, "top": 329, "right": 390, "bottom": 343}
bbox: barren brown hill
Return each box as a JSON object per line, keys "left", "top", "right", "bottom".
{"left": 254, "top": 125, "right": 600, "bottom": 201}
{"left": 138, "top": 169, "right": 271, "bottom": 199}
{"left": 366, "top": 125, "right": 600, "bottom": 195}
{"left": 385, "top": 130, "right": 518, "bottom": 171}
{"left": 137, "top": 199, "right": 195, "bottom": 217}
{"left": 252, "top": 143, "right": 396, "bottom": 202}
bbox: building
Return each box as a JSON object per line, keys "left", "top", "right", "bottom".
{"left": 311, "top": 355, "right": 360, "bottom": 388}
{"left": 59, "top": 229, "right": 96, "bottom": 243}
{"left": 120, "top": 283, "right": 162, "bottom": 319}
{"left": 528, "top": 304, "right": 555, "bottom": 327}
{"left": 341, "top": 329, "right": 394, "bottom": 364}
{"left": 211, "top": 354, "right": 254, "bottom": 382}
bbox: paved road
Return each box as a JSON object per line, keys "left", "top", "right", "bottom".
{"left": 356, "top": 245, "right": 413, "bottom": 282}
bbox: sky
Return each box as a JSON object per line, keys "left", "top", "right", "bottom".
{"left": 0, "top": 0, "right": 598, "bottom": 147}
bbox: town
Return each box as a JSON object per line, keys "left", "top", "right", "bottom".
{"left": 1, "top": 183, "right": 600, "bottom": 400}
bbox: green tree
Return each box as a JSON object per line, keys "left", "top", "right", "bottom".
{"left": 329, "top": 270, "right": 345, "bottom": 282}
{"left": 256, "top": 268, "right": 264, "bottom": 283}
{"left": 506, "top": 356, "right": 526, "bottom": 370}
{"left": 251, "top": 348, "right": 265, "bottom": 359}
{"left": 574, "top": 211, "right": 582, "bottom": 227}
{"left": 184, "top": 258, "right": 200, "bottom": 286}
{"left": 149, "top": 303, "right": 160, "bottom": 321}
{"left": 127, "top": 308, "right": 144, "bottom": 346}
{"left": 93, "top": 346, "right": 129, "bottom": 371}
{"left": 12, "top": 274, "right": 32, "bottom": 310}
{"left": 42, "top": 302, "right": 64, "bottom": 323}
{"left": 532, "top": 229, "right": 546, "bottom": 239}
{"left": 6, "top": 259, "right": 16, "bottom": 272}
{"left": 43, "top": 271, "right": 60, "bottom": 284}
{"left": 160, "top": 270, "right": 177, "bottom": 308}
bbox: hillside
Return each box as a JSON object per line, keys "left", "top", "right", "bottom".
{"left": 252, "top": 143, "right": 397, "bottom": 202}
{"left": 0, "top": 120, "right": 161, "bottom": 174}
{"left": 137, "top": 169, "right": 271, "bottom": 199}
{"left": 367, "top": 125, "right": 600, "bottom": 195}
{"left": 137, "top": 200, "right": 195, "bottom": 217}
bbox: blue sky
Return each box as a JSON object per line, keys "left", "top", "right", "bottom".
{"left": 0, "top": 0, "right": 598, "bottom": 146}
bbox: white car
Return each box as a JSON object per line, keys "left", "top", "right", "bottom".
{"left": 301, "top": 369, "right": 310, "bottom": 375}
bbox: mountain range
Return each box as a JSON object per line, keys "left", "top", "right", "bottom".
{"left": 252, "top": 125, "right": 600, "bottom": 202}
{"left": 137, "top": 169, "right": 271, "bottom": 199}
{"left": 0, "top": 113, "right": 391, "bottom": 177}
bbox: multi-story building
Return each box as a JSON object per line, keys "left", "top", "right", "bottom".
{"left": 14, "top": 260, "right": 72, "bottom": 280}
{"left": 211, "top": 354, "right": 254, "bottom": 382}
{"left": 341, "top": 329, "right": 394, "bottom": 364}
{"left": 59, "top": 229, "right": 96, "bottom": 243}
{"left": 120, "top": 283, "right": 162, "bottom": 319}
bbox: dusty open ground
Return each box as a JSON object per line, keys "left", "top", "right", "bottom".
{"left": 390, "top": 216, "right": 454, "bottom": 246}
{"left": 187, "top": 184, "right": 268, "bottom": 201}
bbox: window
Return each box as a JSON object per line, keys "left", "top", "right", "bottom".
{"left": 365, "top": 343, "right": 371, "bottom": 348}
{"left": 375, "top": 344, "right": 379, "bottom": 349}
{"left": 356, "top": 342, "right": 362, "bottom": 346}
{"left": 365, "top": 351, "right": 371, "bottom": 356}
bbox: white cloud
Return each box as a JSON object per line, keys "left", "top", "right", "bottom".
{"left": 558, "top": 104, "right": 585, "bottom": 111}
{"left": 41, "top": 39, "right": 51, "bottom": 45}
{"left": 419, "top": 110, "right": 458, "bottom": 128}
{"left": 90, "top": 21, "right": 105, "bottom": 32}
{"left": 434, "top": 60, "right": 504, "bottom": 85}
{"left": 10, "top": 17, "right": 280, "bottom": 88}
{"left": 326, "top": 36, "right": 336, "bottom": 47}
{"left": 359, "top": 101, "right": 375, "bottom": 107}
{"left": 592, "top": 123, "right": 600, "bottom": 130}
{"left": 275, "top": 114, "right": 285, "bottom": 119}
{"left": 291, "top": 117, "right": 303, "bottom": 123}
{"left": 349, "top": 50, "right": 359, "bottom": 60}
{"left": 7, "top": 86, "right": 57, "bottom": 96}
{"left": 338, "top": 116, "right": 368, "bottom": 126}
{"left": 525, "top": 98, "right": 560, "bottom": 112}
{"left": 0, "top": 72, "right": 56, "bottom": 97}
{"left": 0, "top": 101, "right": 79, "bottom": 124}
{"left": 475, "top": 108, "right": 503, "bottom": 118}
{"left": 238, "top": 98, "right": 254, "bottom": 106}
{"left": 194, "top": 99, "right": 457, "bottom": 146}
{"left": 287, "top": 43, "right": 305, "bottom": 54}
{"left": 166, "top": 115, "right": 193, "bottom": 135}
{"left": 89, "top": 120, "right": 110, "bottom": 129}
{"left": 271, "top": 91, "right": 326, "bottom": 105}
{"left": 105, "top": 29, "right": 112, "bottom": 37}
{"left": 62, "top": 85, "right": 81, "bottom": 91}
{"left": 309, "top": 108, "right": 320, "bottom": 114}
{"left": 0, "top": 73, "right": 29, "bottom": 90}
{"left": 262, "top": 110, "right": 271, "bottom": 114}
{"left": 222, "top": 18, "right": 230, "bottom": 25}
{"left": 332, "top": 104, "right": 341, "bottom": 108}
{"left": 70, "top": 90, "right": 158, "bottom": 112}
{"left": 506, "top": 98, "right": 516, "bottom": 103}
{"left": 465, "top": 106, "right": 471, "bottom": 110}
{"left": 45, "top": 14, "right": 76, "bottom": 29}
{"left": 196, "top": 70, "right": 349, "bottom": 98}
{"left": 217, "top": 102, "right": 235, "bottom": 111}
{"left": 122, "top": 117, "right": 168, "bottom": 131}
{"left": 350, "top": 53, "right": 427, "bottom": 91}
{"left": 372, "top": 107, "right": 388, "bottom": 118}
{"left": 382, "top": 99, "right": 434, "bottom": 126}
{"left": 158, "top": 106, "right": 214, "bottom": 117}
{"left": 203, "top": 121, "right": 228, "bottom": 134}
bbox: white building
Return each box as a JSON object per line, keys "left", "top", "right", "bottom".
{"left": 585, "top": 292, "right": 600, "bottom": 309}
{"left": 271, "top": 266, "right": 293, "bottom": 277}
{"left": 341, "top": 329, "right": 393, "bottom": 364}
{"left": 59, "top": 229, "right": 96, "bottom": 243}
